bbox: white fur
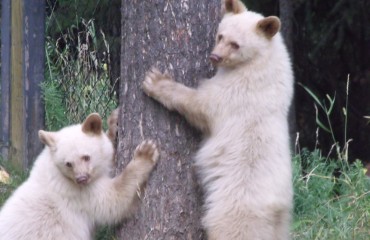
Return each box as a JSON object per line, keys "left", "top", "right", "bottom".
{"left": 198, "top": 12, "right": 293, "bottom": 240}
{"left": 143, "top": 6, "right": 293, "bottom": 240}
{"left": 0, "top": 121, "right": 158, "bottom": 240}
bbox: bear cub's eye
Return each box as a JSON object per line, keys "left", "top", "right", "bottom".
{"left": 217, "top": 34, "right": 223, "bottom": 42}
{"left": 81, "top": 155, "right": 91, "bottom": 162}
{"left": 230, "top": 42, "right": 240, "bottom": 50}
{"left": 65, "top": 162, "right": 72, "bottom": 168}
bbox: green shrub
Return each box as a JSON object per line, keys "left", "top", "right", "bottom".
{"left": 44, "top": 17, "right": 117, "bottom": 130}
{"left": 293, "top": 79, "right": 370, "bottom": 239}
{"left": 292, "top": 149, "right": 369, "bottom": 239}
{"left": 0, "top": 158, "right": 29, "bottom": 207}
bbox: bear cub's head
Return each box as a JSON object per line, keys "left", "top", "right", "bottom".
{"left": 38, "top": 113, "right": 114, "bottom": 186}
{"left": 210, "top": 0, "right": 281, "bottom": 68}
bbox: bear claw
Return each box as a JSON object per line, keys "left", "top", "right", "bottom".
{"left": 134, "top": 140, "right": 159, "bottom": 164}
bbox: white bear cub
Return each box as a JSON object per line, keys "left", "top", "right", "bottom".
{"left": 0, "top": 113, "right": 159, "bottom": 240}
{"left": 142, "top": 0, "right": 294, "bottom": 239}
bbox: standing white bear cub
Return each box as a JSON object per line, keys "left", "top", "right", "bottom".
{"left": 0, "top": 113, "right": 159, "bottom": 240}
{"left": 142, "top": 0, "right": 294, "bottom": 239}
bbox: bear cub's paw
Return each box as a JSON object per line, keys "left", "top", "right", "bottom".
{"left": 134, "top": 140, "right": 159, "bottom": 167}
{"left": 142, "top": 67, "right": 173, "bottom": 97}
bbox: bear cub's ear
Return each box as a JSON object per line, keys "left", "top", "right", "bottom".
{"left": 257, "top": 16, "right": 281, "bottom": 39}
{"left": 82, "top": 113, "right": 103, "bottom": 135}
{"left": 39, "top": 130, "right": 56, "bottom": 149}
{"left": 223, "top": 0, "right": 247, "bottom": 15}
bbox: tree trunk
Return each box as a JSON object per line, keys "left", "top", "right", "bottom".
{"left": 279, "top": 0, "right": 296, "bottom": 149}
{"left": 117, "top": 1, "right": 221, "bottom": 239}
{"left": 279, "top": 0, "right": 293, "bottom": 57}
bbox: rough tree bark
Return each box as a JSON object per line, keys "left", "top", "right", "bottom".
{"left": 279, "top": 0, "right": 296, "bottom": 148}
{"left": 279, "top": 0, "right": 293, "bottom": 57}
{"left": 118, "top": 1, "right": 221, "bottom": 239}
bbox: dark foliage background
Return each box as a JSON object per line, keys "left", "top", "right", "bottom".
{"left": 46, "top": 0, "right": 121, "bottom": 95}
{"left": 244, "top": 0, "right": 370, "bottom": 165}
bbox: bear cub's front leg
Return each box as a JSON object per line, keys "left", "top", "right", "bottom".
{"left": 120, "top": 140, "right": 159, "bottom": 186}
{"left": 143, "top": 67, "right": 209, "bottom": 133}
{"left": 109, "top": 140, "right": 159, "bottom": 221}
{"left": 132, "top": 140, "right": 159, "bottom": 173}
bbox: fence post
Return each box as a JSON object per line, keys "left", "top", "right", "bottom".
{"left": 0, "top": 0, "right": 11, "bottom": 161}
{"left": 0, "top": 0, "right": 45, "bottom": 169}
{"left": 23, "top": 0, "right": 46, "bottom": 167}
{"left": 9, "top": 0, "right": 24, "bottom": 169}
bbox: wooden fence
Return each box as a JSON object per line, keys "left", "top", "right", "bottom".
{"left": 0, "top": 0, "right": 45, "bottom": 170}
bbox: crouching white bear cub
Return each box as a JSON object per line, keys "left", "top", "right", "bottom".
{"left": 0, "top": 113, "right": 159, "bottom": 240}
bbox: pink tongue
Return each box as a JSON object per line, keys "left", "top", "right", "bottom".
{"left": 209, "top": 54, "right": 222, "bottom": 64}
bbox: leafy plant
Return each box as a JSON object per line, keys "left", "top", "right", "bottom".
{"left": 40, "top": 79, "right": 68, "bottom": 131}
{"left": 292, "top": 149, "right": 369, "bottom": 239}
{"left": 45, "top": 7, "right": 118, "bottom": 130}
{"left": 294, "top": 78, "right": 369, "bottom": 239}
{"left": 0, "top": 158, "right": 29, "bottom": 208}
{"left": 298, "top": 75, "right": 351, "bottom": 161}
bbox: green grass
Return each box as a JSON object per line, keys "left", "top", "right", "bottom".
{"left": 293, "top": 80, "right": 370, "bottom": 239}
{"left": 0, "top": 158, "right": 29, "bottom": 207}
{"left": 94, "top": 226, "right": 118, "bottom": 240}
{"left": 292, "top": 149, "right": 370, "bottom": 239}
{"left": 44, "top": 16, "right": 118, "bottom": 130}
